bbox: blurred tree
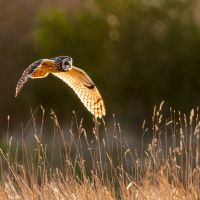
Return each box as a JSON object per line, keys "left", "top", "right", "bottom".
{"left": 33, "top": 0, "right": 200, "bottom": 125}
{"left": 1, "top": 0, "right": 200, "bottom": 132}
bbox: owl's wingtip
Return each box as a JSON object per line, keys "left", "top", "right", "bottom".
{"left": 94, "top": 112, "right": 106, "bottom": 119}
{"left": 15, "top": 90, "right": 19, "bottom": 98}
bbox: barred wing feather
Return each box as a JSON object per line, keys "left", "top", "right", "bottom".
{"left": 53, "top": 67, "right": 106, "bottom": 118}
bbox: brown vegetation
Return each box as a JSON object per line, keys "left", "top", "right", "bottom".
{"left": 0, "top": 103, "right": 199, "bottom": 199}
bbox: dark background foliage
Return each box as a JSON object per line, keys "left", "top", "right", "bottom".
{"left": 1, "top": 0, "right": 200, "bottom": 134}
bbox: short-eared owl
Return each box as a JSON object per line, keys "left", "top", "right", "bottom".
{"left": 15, "top": 56, "right": 106, "bottom": 118}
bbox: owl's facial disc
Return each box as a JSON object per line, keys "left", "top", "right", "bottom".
{"left": 62, "top": 57, "right": 72, "bottom": 71}
{"left": 49, "top": 56, "right": 73, "bottom": 72}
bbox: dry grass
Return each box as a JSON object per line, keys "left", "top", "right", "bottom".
{"left": 0, "top": 103, "right": 199, "bottom": 199}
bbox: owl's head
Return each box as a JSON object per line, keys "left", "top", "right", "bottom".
{"left": 51, "top": 56, "right": 73, "bottom": 71}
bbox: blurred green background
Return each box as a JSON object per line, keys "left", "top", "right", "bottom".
{"left": 1, "top": 0, "right": 200, "bottom": 133}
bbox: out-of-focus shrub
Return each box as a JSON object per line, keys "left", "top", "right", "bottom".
{"left": 33, "top": 0, "right": 200, "bottom": 123}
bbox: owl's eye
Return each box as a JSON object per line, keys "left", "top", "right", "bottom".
{"left": 63, "top": 60, "right": 68, "bottom": 66}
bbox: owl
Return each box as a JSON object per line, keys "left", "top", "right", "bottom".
{"left": 15, "top": 56, "right": 106, "bottom": 118}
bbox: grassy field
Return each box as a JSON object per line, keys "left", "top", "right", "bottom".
{"left": 0, "top": 103, "right": 199, "bottom": 199}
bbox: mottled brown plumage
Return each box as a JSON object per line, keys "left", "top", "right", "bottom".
{"left": 15, "top": 56, "right": 106, "bottom": 118}
{"left": 53, "top": 67, "right": 105, "bottom": 118}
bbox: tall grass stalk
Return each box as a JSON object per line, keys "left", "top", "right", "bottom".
{"left": 0, "top": 103, "right": 199, "bottom": 199}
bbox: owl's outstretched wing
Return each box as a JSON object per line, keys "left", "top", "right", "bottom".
{"left": 15, "top": 59, "right": 51, "bottom": 97}
{"left": 15, "top": 64, "right": 37, "bottom": 97}
{"left": 52, "top": 67, "right": 106, "bottom": 118}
